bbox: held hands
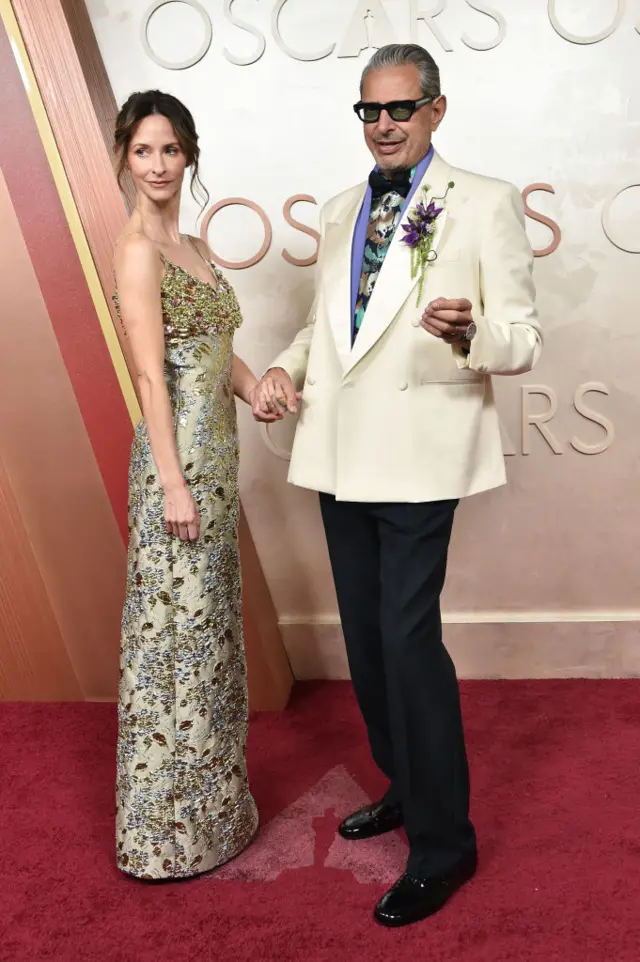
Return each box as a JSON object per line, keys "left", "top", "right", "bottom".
{"left": 421, "top": 298, "right": 473, "bottom": 344}
{"left": 250, "top": 303, "right": 473, "bottom": 423}
{"left": 250, "top": 367, "right": 302, "bottom": 423}
{"left": 164, "top": 481, "right": 200, "bottom": 543}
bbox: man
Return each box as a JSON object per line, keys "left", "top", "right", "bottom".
{"left": 251, "top": 44, "right": 541, "bottom": 927}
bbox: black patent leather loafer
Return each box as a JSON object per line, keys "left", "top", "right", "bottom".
{"left": 338, "top": 800, "right": 404, "bottom": 841}
{"left": 374, "top": 854, "right": 477, "bottom": 927}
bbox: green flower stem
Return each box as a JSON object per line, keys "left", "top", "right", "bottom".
{"left": 411, "top": 233, "right": 436, "bottom": 305}
{"left": 408, "top": 181, "right": 455, "bottom": 306}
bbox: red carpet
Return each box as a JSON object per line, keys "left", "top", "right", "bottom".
{"left": 1, "top": 680, "right": 639, "bottom": 961}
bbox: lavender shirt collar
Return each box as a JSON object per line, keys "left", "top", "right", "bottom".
{"left": 350, "top": 145, "right": 435, "bottom": 324}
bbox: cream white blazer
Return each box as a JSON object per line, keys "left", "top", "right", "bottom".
{"left": 270, "top": 151, "right": 542, "bottom": 503}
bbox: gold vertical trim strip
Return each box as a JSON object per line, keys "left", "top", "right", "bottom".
{"left": 0, "top": 0, "right": 140, "bottom": 424}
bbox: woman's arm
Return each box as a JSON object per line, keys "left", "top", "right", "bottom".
{"left": 232, "top": 354, "right": 259, "bottom": 404}
{"left": 114, "top": 235, "right": 199, "bottom": 541}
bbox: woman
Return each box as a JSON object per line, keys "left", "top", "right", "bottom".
{"left": 112, "top": 90, "right": 259, "bottom": 879}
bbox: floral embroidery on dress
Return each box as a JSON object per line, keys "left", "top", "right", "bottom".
{"left": 113, "top": 252, "right": 258, "bottom": 879}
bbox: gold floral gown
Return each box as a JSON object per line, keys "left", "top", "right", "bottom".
{"left": 114, "top": 246, "right": 258, "bottom": 879}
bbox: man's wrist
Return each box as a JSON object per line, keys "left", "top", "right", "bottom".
{"left": 261, "top": 365, "right": 286, "bottom": 380}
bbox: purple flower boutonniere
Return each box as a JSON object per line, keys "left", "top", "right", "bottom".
{"left": 401, "top": 181, "right": 455, "bottom": 304}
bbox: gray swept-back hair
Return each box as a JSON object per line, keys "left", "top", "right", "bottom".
{"left": 360, "top": 44, "right": 441, "bottom": 100}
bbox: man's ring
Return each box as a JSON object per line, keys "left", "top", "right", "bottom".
{"left": 277, "top": 397, "right": 287, "bottom": 407}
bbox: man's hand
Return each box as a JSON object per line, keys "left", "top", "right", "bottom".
{"left": 421, "top": 298, "right": 473, "bottom": 344}
{"left": 250, "top": 367, "right": 302, "bottom": 423}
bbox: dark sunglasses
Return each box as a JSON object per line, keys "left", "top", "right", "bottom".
{"left": 353, "top": 97, "right": 434, "bottom": 123}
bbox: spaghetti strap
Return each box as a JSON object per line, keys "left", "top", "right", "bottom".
{"left": 187, "top": 234, "right": 207, "bottom": 262}
{"left": 113, "top": 230, "right": 147, "bottom": 251}
{"left": 114, "top": 232, "right": 167, "bottom": 270}
{"left": 186, "top": 235, "right": 218, "bottom": 287}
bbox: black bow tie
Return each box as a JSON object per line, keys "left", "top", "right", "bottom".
{"left": 368, "top": 168, "right": 412, "bottom": 200}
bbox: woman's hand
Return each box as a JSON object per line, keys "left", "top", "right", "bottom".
{"left": 164, "top": 481, "right": 200, "bottom": 542}
{"left": 250, "top": 367, "right": 302, "bottom": 422}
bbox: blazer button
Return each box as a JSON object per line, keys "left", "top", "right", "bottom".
{"left": 307, "top": 376, "right": 316, "bottom": 385}
{"left": 399, "top": 381, "right": 408, "bottom": 391}
{"left": 411, "top": 316, "right": 422, "bottom": 328}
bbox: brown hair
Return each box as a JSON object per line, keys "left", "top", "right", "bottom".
{"left": 114, "top": 90, "right": 209, "bottom": 210}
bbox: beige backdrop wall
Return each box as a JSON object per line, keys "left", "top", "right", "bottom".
{"left": 88, "top": 0, "right": 640, "bottom": 679}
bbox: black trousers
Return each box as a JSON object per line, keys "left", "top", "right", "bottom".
{"left": 319, "top": 493, "right": 476, "bottom": 879}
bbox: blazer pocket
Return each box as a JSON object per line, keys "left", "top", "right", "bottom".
{"left": 449, "top": 369, "right": 484, "bottom": 383}
{"left": 419, "top": 370, "right": 485, "bottom": 385}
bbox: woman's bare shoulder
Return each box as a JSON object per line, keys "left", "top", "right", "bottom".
{"left": 114, "top": 229, "right": 159, "bottom": 272}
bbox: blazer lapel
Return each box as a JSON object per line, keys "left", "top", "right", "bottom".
{"left": 320, "top": 183, "right": 367, "bottom": 370}
{"left": 344, "top": 152, "right": 455, "bottom": 376}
